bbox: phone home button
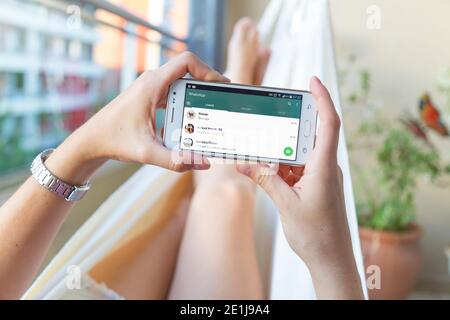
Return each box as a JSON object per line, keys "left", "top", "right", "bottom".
{"left": 304, "top": 120, "right": 311, "bottom": 137}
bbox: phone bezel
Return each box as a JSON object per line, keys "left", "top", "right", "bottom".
{"left": 163, "top": 78, "right": 317, "bottom": 166}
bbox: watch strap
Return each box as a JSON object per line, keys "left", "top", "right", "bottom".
{"left": 30, "top": 149, "right": 91, "bottom": 201}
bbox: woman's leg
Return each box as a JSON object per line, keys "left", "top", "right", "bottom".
{"left": 225, "top": 17, "right": 270, "bottom": 86}
{"left": 169, "top": 167, "right": 262, "bottom": 299}
{"left": 168, "top": 18, "right": 270, "bottom": 300}
{"left": 89, "top": 18, "right": 271, "bottom": 300}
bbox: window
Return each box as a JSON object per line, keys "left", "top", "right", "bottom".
{"left": 49, "top": 37, "right": 66, "bottom": 58}
{"left": 0, "top": 25, "right": 6, "bottom": 52}
{"left": 82, "top": 43, "right": 93, "bottom": 61}
{"left": 0, "top": 25, "right": 26, "bottom": 53}
{"left": 67, "top": 40, "right": 82, "bottom": 60}
{"left": 0, "top": 72, "right": 25, "bottom": 97}
{"left": 0, "top": 0, "right": 223, "bottom": 176}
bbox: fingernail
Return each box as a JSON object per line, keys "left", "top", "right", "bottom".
{"left": 311, "top": 76, "right": 321, "bottom": 85}
{"left": 193, "top": 163, "right": 210, "bottom": 170}
{"left": 238, "top": 164, "right": 251, "bottom": 176}
{"left": 310, "top": 76, "right": 323, "bottom": 96}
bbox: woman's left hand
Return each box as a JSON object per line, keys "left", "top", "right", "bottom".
{"left": 0, "top": 52, "right": 229, "bottom": 299}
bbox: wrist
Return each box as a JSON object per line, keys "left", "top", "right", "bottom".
{"left": 306, "top": 250, "right": 364, "bottom": 299}
{"left": 44, "top": 129, "right": 107, "bottom": 185}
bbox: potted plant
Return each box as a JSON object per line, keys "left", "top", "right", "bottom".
{"left": 340, "top": 57, "right": 450, "bottom": 299}
{"left": 354, "top": 121, "right": 447, "bottom": 299}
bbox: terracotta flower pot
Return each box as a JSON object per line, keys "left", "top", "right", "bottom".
{"left": 359, "top": 224, "right": 423, "bottom": 300}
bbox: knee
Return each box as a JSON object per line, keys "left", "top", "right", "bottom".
{"left": 192, "top": 179, "right": 255, "bottom": 217}
{"left": 216, "top": 179, "right": 254, "bottom": 207}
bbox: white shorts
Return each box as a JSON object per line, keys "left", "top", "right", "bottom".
{"left": 59, "top": 274, "right": 124, "bottom": 300}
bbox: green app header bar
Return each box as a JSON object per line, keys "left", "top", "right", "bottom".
{"left": 184, "top": 88, "right": 302, "bottom": 119}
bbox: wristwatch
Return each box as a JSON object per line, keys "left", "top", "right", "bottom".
{"left": 30, "top": 149, "right": 91, "bottom": 201}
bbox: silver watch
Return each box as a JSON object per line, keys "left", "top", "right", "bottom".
{"left": 30, "top": 149, "right": 91, "bottom": 201}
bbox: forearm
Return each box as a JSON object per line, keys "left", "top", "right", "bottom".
{"left": 0, "top": 129, "right": 105, "bottom": 299}
{"left": 307, "top": 252, "right": 365, "bottom": 300}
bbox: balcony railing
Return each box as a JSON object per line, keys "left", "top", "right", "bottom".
{"left": 0, "top": 0, "right": 224, "bottom": 176}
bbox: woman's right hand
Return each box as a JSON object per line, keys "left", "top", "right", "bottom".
{"left": 237, "top": 77, "right": 364, "bottom": 299}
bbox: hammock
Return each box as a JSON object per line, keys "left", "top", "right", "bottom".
{"left": 23, "top": 0, "right": 367, "bottom": 299}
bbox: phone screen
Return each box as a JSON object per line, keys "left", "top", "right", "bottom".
{"left": 180, "top": 83, "right": 303, "bottom": 161}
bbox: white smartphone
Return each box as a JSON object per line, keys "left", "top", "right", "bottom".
{"left": 163, "top": 78, "right": 317, "bottom": 166}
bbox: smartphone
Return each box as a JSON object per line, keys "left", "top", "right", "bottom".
{"left": 163, "top": 78, "right": 317, "bottom": 166}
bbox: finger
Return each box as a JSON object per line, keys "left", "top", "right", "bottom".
{"left": 237, "top": 163, "right": 296, "bottom": 211}
{"left": 204, "top": 71, "right": 231, "bottom": 82}
{"left": 158, "top": 51, "right": 229, "bottom": 86}
{"left": 310, "top": 76, "right": 341, "bottom": 161}
{"left": 148, "top": 143, "right": 210, "bottom": 172}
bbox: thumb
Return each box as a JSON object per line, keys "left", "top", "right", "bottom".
{"left": 236, "top": 163, "right": 296, "bottom": 211}
{"left": 310, "top": 76, "right": 341, "bottom": 162}
{"left": 149, "top": 143, "right": 210, "bottom": 172}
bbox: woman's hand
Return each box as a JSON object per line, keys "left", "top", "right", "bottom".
{"left": 44, "top": 52, "right": 228, "bottom": 185}
{"left": 237, "top": 77, "right": 364, "bottom": 299}
{"left": 79, "top": 52, "right": 228, "bottom": 170}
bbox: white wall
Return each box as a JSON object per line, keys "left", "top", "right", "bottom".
{"left": 227, "top": 0, "right": 450, "bottom": 290}
{"left": 331, "top": 0, "right": 450, "bottom": 290}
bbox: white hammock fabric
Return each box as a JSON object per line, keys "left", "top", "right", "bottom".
{"left": 23, "top": 166, "right": 183, "bottom": 299}
{"left": 23, "top": 0, "right": 367, "bottom": 299}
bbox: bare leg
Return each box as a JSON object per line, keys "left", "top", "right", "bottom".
{"left": 89, "top": 18, "right": 272, "bottom": 300}
{"left": 168, "top": 18, "right": 269, "bottom": 300}
{"left": 169, "top": 174, "right": 262, "bottom": 299}
{"left": 225, "top": 17, "right": 271, "bottom": 86}
{"left": 254, "top": 47, "right": 271, "bottom": 86}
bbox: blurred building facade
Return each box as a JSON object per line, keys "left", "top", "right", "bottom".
{"left": 0, "top": 0, "right": 189, "bottom": 174}
{"left": 0, "top": 0, "right": 104, "bottom": 172}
